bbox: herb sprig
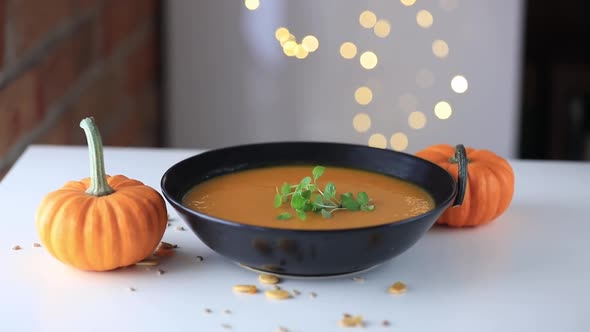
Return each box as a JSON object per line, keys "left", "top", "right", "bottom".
{"left": 274, "top": 166, "right": 375, "bottom": 220}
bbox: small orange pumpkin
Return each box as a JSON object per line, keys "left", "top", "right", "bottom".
{"left": 35, "top": 117, "right": 167, "bottom": 271}
{"left": 416, "top": 144, "right": 515, "bottom": 227}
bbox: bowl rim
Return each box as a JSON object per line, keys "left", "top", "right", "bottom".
{"left": 161, "top": 141, "right": 458, "bottom": 233}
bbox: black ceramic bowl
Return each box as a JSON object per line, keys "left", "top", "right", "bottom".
{"left": 161, "top": 142, "right": 464, "bottom": 277}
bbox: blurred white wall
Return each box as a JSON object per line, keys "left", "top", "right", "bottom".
{"left": 165, "top": 0, "right": 524, "bottom": 157}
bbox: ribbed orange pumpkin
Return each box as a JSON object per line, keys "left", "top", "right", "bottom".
{"left": 35, "top": 117, "right": 167, "bottom": 271}
{"left": 416, "top": 144, "right": 515, "bottom": 227}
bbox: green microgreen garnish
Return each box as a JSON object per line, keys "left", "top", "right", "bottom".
{"left": 274, "top": 166, "right": 375, "bottom": 220}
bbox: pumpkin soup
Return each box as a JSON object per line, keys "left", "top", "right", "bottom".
{"left": 182, "top": 165, "right": 434, "bottom": 230}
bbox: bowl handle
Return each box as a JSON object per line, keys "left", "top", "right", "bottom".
{"left": 452, "top": 144, "right": 467, "bottom": 207}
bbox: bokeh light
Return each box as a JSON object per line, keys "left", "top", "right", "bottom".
{"left": 354, "top": 86, "right": 373, "bottom": 105}
{"left": 390, "top": 133, "right": 409, "bottom": 151}
{"left": 244, "top": 0, "right": 260, "bottom": 11}
{"left": 400, "top": 0, "right": 416, "bottom": 6}
{"left": 275, "top": 27, "right": 290, "bottom": 42}
{"left": 302, "top": 35, "right": 319, "bottom": 52}
{"left": 295, "top": 45, "right": 309, "bottom": 59}
{"left": 353, "top": 113, "right": 372, "bottom": 132}
{"left": 451, "top": 75, "right": 469, "bottom": 93}
{"left": 368, "top": 133, "right": 387, "bottom": 149}
{"left": 282, "top": 41, "right": 297, "bottom": 57}
{"left": 359, "top": 10, "right": 378, "bottom": 29}
{"left": 374, "top": 20, "right": 391, "bottom": 38}
{"left": 416, "top": 10, "right": 434, "bottom": 28}
{"left": 360, "top": 51, "right": 378, "bottom": 70}
{"left": 432, "top": 39, "right": 449, "bottom": 58}
{"left": 408, "top": 111, "right": 427, "bottom": 129}
{"left": 340, "top": 42, "right": 357, "bottom": 59}
{"left": 434, "top": 101, "right": 453, "bottom": 119}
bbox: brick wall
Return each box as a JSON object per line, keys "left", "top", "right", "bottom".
{"left": 0, "top": 0, "right": 162, "bottom": 180}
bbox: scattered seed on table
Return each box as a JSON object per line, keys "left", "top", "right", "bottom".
{"left": 175, "top": 226, "right": 185, "bottom": 231}
{"left": 158, "top": 241, "right": 178, "bottom": 250}
{"left": 128, "top": 287, "right": 136, "bottom": 292}
{"left": 196, "top": 256, "right": 204, "bottom": 262}
{"left": 309, "top": 292, "right": 317, "bottom": 298}
{"left": 258, "top": 273, "right": 280, "bottom": 285}
{"left": 221, "top": 323, "right": 232, "bottom": 329}
{"left": 292, "top": 289, "right": 301, "bottom": 296}
{"left": 273, "top": 285, "right": 282, "bottom": 290}
{"left": 382, "top": 320, "right": 391, "bottom": 327}
{"left": 352, "top": 276, "right": 364, "bottom": 283}
{"left": 339, "top": 314, "right": 364, "bottom": 327}
{"left": 224, "top": 309, "right": 232, "bottom": 315}
{"left": 277, "top": 327, "right": 289, "bottom": 332}
{"left": 167, "top": 223, "right": 172, "bottom": 227}
{"left": 32, "top": 243, "right": 41, "bottom": 248}
{"left": 233, "top": 284, "right": 258, "bottom": 294}
{"left": 204, "top": 308, "right": 213, "bottom": 314}
{"left": 12, "top": 245, "right": 22, "bottom": 251}
{"left": 388, "top": 281, "right": 407, "bottom": 294}
{"left": 157, "top": 268, "right": 166, "bottom": 275}
{"left": 135, "top": 259, "right": 160, "bottom": 267}
{"left": 265, "top": 289, "right": 292, "bottom": 300}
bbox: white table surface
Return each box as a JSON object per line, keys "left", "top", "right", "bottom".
{"left": 1, "top": 145, "right": 589, "bottom": 332}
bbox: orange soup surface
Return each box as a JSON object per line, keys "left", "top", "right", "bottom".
{"left": 182, "top": 166, "right": 435, "bottom": 230}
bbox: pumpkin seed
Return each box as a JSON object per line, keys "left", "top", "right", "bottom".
{"left": 175, "top": 226, "right": 186, "bottom": 231}
{"left": 128, "top": 287, "right": 136, "bottom": 292}
{"left": 135, "top": 259, "right": 160, "bottom": 266}
{"left": 292, "top": 289, "right": 301, "bottom": 296}
{"left": 309, "top": 292, "right": 317, "bottom": 298}
{"left": 196, "top": 256, "right": 204, "bottom": 262}
{"left": 158, "top": 241, "right": 178, "bottom": 250}
{"left": 233, "top": 284, "right": 258, "bottom": 294}
{"left": 388, "top": 281, "right": 407, "bottom": 294}
{"left": 382, "top": 320, "right": 391, "bottom": 327}
{"left": 258, "top": 273, "right": 280, "bottom": 285}
{"left": 339, "top": 314, "right": 364, "bottom": 327}
{"left": 204, "top": 308, "right": 213, "bottom": 314}
{"left": 12, "top": 245, "right": 22, "bottom": 250}
{"left": 224, "top": 309, "right": 232, "bottom": 315}
{"left": 265, "top": 289, "right": 292, "bottom": 300}
{"left": 157, "top": 268, "right": 166, "bottom": 275}
{"left": 32, "top": 243, "right": 41, "bottom": 248}
{"left": 352, "top": 276, "right": 364, "bottom": 283}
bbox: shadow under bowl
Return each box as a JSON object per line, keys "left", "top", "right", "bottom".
{"left": 161, "top": 142, "right": 457, "bottom": 277}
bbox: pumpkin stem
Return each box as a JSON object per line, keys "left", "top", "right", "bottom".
{"left": 449, "top": 155, "right": 470, "bottom": 164}
{"left": 451, "top": 144, "right": 468, "bottom": 207}
{"left": 80, "top": 117, "right": 114, "bottom": 196}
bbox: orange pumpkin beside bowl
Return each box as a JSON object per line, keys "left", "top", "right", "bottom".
{"left": 416, "top": 144, "right": 515, "bottom": 227}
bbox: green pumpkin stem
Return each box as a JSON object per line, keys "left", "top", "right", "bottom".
{"left": 80, "top": 117, "right": 114, "bottom": 196}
